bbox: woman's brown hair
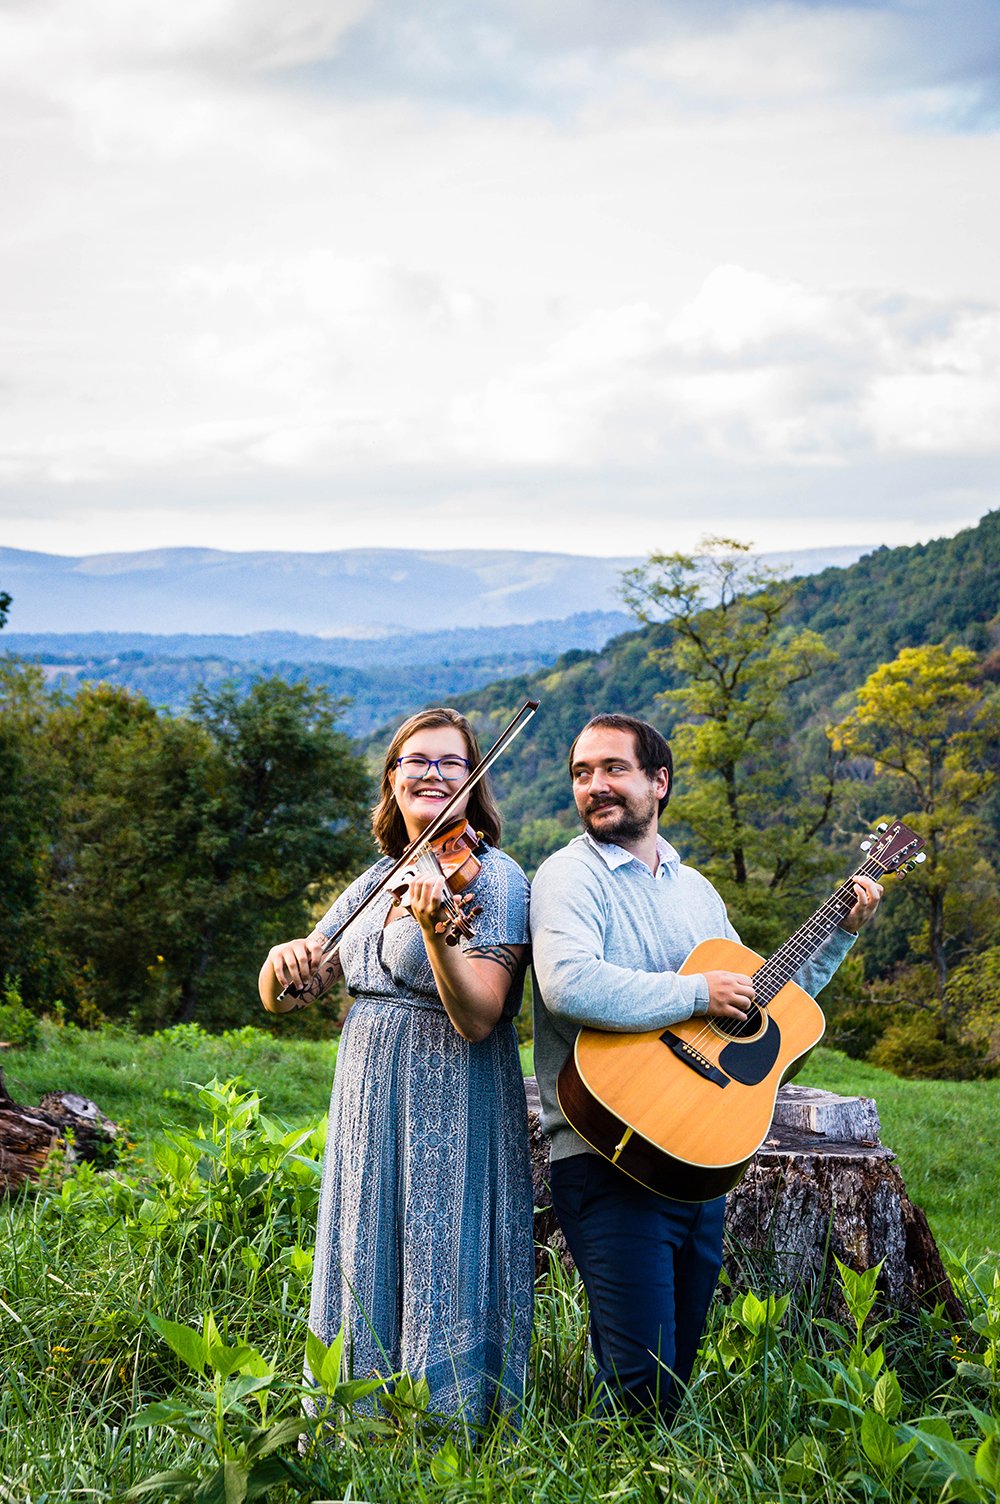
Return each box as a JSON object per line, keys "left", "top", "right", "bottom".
{"left": 371, "top": 707, "right": 503, "bottom": 857}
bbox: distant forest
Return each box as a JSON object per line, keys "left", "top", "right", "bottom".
{"left": 1, "top": 612, "right": 631, "bottom": 737}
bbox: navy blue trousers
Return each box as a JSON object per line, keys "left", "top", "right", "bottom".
{"left": 549, "top": 1153, "right": 725, "bottom": 1420}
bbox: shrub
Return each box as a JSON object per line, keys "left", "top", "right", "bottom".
{"left": 0, "top": 975, "right": 40, "bottom": 1048}
{"left": 868, "top": 1009, "right": 980, "bottom": 1080}
{"left": 948, "top": 945, "right": 1000, "bottom": 1074}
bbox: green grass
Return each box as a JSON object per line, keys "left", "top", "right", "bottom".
{"left": 1, "top": 1073, "right": 997, "bottom": 1504}
{"left": 3, "top": 1021, "right": 339, "bottom": 1153}
{"left": 6, "top": 1026, "right": 995, "bottom": 1267}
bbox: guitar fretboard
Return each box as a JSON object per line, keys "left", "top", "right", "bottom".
{"left": 753, "top": 857, "right": 886, "bottom": 1006}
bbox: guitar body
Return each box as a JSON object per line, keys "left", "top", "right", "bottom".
{"left": 557, "top": 937, "right": 826, "bottom": 1202}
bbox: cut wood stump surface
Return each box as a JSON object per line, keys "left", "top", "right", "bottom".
{"left": 0, "top": 1065, "right": 119, "bottom": 1194}
{"left": 526, "top": 1077, "right": 963, "bottom": 1322}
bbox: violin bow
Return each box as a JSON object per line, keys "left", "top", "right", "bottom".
{"left": 277, "top": 698, "right": 540, "bottom": 999}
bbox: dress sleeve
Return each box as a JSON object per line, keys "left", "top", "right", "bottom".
{"left": 463, "top": 850, "right": 531, "bottom": 948}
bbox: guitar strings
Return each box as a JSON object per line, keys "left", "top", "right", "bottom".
{"left": 679, "top": 857, "right": 887, "bottom": 1061}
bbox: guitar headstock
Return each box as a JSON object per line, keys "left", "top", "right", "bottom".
{"left": 860, "top": 820, "right": 926, "bottom": 879}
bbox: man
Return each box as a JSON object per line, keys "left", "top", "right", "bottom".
{"left": 530, "top": 713, "right": 882, "bottom": 1421}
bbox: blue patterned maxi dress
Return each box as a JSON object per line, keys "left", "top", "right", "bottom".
{"left": 306, "top": 846, "right": 534, "bottom": 1427}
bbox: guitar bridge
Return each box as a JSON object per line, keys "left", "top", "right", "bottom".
{"left": 659, "top": 1030, "right": 730, "bottom": 1088}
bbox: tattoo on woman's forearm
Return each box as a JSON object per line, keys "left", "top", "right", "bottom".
{"left": 464, "top": 943, "right": 520, "bottom": 980}
{"left": 282, "top": 945, "right": 342, "bottom": 1005}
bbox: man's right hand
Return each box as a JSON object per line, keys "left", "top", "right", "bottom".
{"left": 703, "top": 970, "right": 756, "bottom": 1021}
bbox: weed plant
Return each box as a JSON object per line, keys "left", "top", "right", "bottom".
{"left": 1, "top": 1077, "right": 998, "bottom": 1503}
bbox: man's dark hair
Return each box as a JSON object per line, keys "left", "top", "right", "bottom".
{"left": 568, "top": 714, "right": 673, "bottom": 814}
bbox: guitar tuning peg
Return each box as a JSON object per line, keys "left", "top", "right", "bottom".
{"left": 860, "top": 837, "right": 875, "bottom": 851}
{"left": 915, "top": 851, "right": 926, "bottom": 863}
{"left": 876, "top": 822, "right": 889, "bottom": 834}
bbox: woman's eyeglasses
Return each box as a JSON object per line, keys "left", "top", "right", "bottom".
{"left": 394, "top": 755, "right": 470, "bottom": 781}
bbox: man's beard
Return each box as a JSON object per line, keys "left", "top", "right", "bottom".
{"left": 582, "top": 792, "right": 658, "bottom": 845}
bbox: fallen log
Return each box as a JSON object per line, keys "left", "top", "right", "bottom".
{"left": 0, "top": 1065, "right": 119, "bottom": 1194}
{"left": 526, "top": 1077, "right": 963, "bottom": 1321}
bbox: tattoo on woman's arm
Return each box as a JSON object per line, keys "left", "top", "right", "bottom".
{"left": 464, "top": 943, "right": 521, "bottom": 980}
{"left": 282, "top": 943, "right": 342, "bottom": 1006}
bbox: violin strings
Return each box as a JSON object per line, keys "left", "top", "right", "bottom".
{"left": 411, "top": 842, "right": 469, "bottom": 934}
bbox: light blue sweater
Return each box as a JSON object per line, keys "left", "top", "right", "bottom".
{"left": 530, "top": 833, "right": 855, "bottom": 1162}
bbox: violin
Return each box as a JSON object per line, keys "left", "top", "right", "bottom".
{"left": 388, "top": 818, "right": 485, "bottom": 944}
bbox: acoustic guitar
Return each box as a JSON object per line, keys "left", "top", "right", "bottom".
{"left": 556, "top": 821, "right": 925, "bottom": 1203}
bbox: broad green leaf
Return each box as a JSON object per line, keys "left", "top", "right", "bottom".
{"left": 873, "top": 1370, "right": 902, "bottom": 1421}
{"left": 741, "top": 1291, "right": 766, "bottom": 1331}
{"left": 430, "top": 1438, "right": 462, "bottom": 1484}
{"left": 148, "top": 1315, "right": 208, "bottom": 1375}
{"left": 129, "top": 1400, "right": 192, "bottom": 1430}
{"left": 861, "top": 1410, "right": 901, "bottom": 1475}
{"left": 782, "top": 1434, "right": 829, "bottom": 1486}
{"left": 245, "top": 1457, "right": 297, "bottom": 1500}
{"left": 123, "top": 1469, "right": 199, "bottom": 1501}
{"left": 223, "top": 1460, "right": 249, "bottom": 1504}
{"left": 975, "top": 1432, "right": 1000, "bottom": 1489}
{"left": 223, "top": 1373, "right": 275, "bottom": 1405}
{"left": 305, "top": 1329, "right": 328, "bottom": 1384}
{"left": 208, "top": 1342, "right": 257, "bottom": 1379}
{"left": 247, "top": 1416, "right": 310, "bottom": 1459}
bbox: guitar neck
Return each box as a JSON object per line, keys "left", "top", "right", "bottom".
{"left": 754, "top": 857, "right": 886, "bottom": 1006}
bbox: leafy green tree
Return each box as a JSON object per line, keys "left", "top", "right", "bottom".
{"left": 0, "top": 662, "right": 62, "bottom": 1003}
{"left": 621, "top": 538, "right": 838, "bottom": 944}
{"left": 0, "top": 589, "right": 10, "bottom": 630}
{"left": 947, "top": 945, "right": 1000, "bottom": 1073}
{"left": 32, "top": 677, "right": 371, "bottom": 1027}
{"left": 175, "top": 677, "right": 372, "bottom": 1023}
{"left": 832, "top": 644, "right": 999, "bottom": 1000}
{"left": 506, "top": 816, "right": 575, "bottom": 879}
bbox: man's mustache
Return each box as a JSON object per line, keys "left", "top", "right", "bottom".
{"left": 586, "top": 796, "right": 624, "bottom": 814}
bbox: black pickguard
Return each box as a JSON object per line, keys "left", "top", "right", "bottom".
{"left": 718, "top": 1018, "right": 781, "bottom": 1085}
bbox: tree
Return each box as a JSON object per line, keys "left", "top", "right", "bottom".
{"left": 621, "top": 538, "right": 838, "bottom": 944}
{"left": 832, "top": 644, "right": 1000, "bottom": 1000}
{"left": 27, "top": 676, "right": 372, "bottom": 1027}
{"left": 0, "top": 662, "right": 61, "bottom": 1003}
{"left": 174, "top": 677, "right": 372, "bottom": 1022}
{"left": 0, "top": 590, "right": 10, "bottom": 630}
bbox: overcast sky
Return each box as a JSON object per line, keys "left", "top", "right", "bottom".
{"left": 1, "top": 0, "right": 997, "bottom": 559}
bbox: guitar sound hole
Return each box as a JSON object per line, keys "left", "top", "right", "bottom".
{"left": 713, "top": 1003, "right": 766, "bottom": 1040}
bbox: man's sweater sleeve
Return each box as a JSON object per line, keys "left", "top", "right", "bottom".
{"left": 794, "top": 928, "right": 856, "bottom": 997}
{"left": 530, "top": 856, "right": 708, "bottom": 1029}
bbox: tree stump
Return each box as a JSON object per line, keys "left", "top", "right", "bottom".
{"left": 0, "top": 1065, "right": 119, "bottom": 1195}
{"left": 526, "top": 1077, "right": 963, "bottom": 1321}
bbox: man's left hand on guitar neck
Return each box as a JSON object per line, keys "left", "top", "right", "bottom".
{"left": 839, "top": 873, "right": 884, "bottom": 934}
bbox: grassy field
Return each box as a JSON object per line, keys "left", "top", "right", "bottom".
{"left": 7, "top": 1022, "right": 996, "bottom": 1266}
{"left": 2, "top": 1027, "right": 998, "bottom": 1502}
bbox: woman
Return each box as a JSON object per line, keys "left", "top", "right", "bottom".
{"left": 259, "top": 707, "right": 534, "bottom": 1429}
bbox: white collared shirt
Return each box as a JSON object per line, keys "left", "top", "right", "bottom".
{"left": 583, "top": 830, "right": 680, "bottom": 880}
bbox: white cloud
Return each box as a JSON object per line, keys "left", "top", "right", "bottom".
{"left": 1, "top": 0, "right": 998, "bottom": 558}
